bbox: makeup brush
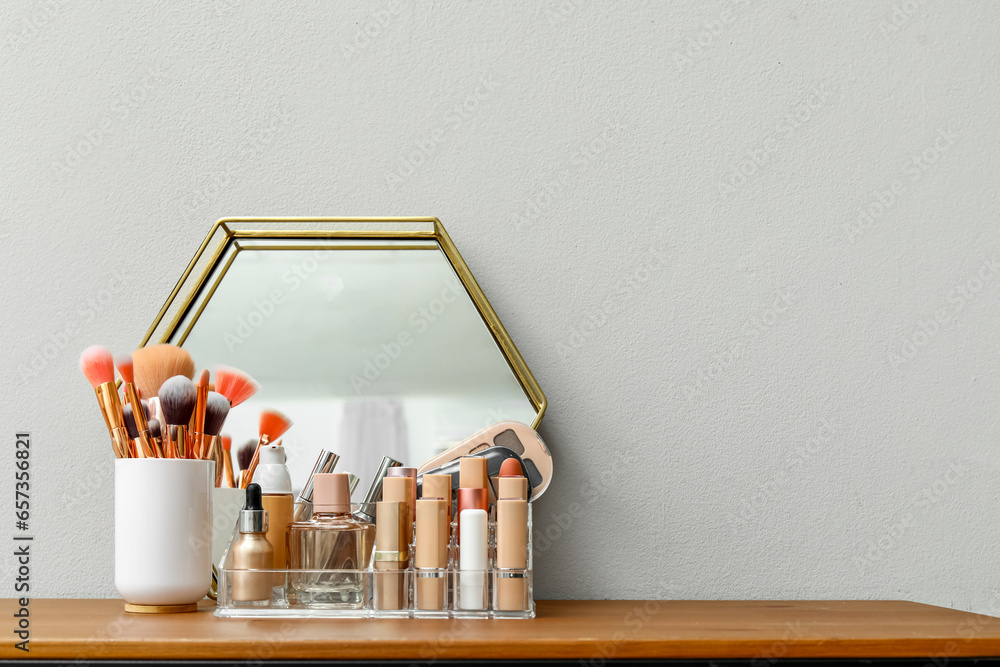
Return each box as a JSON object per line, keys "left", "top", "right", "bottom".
{"left": 214, "top": 365, "right": 260, "bottom": 408}
{"left": 141, "top": 399, "right": 153, "bottom": 421}
{"left": 159, "top": 375, "right": 197, "bottom": 458}
{"left": 202, "top": 391, "right": 229, "bottom": 467}
{"left": 221, "top": 435, "right": 235, "bottom": 488}
{"left": 147, "top": 418, "right": 163, "bottom": 454}
{"left": 236, "top": 438, "right": 257, "bottom": 488}
{"left": 115, "top": 354, "right": 157, "bottom": 458}
{"left": 240, "top": 410, "right": 291, "bottom": 489}
{"left": 80, "top": 345, "right": 132, "bottom": 459}
{"left": 122, "top": 405, "right": 149, "bottom": 458}
{"left": 132, "top": 344, "right": 195, "bottom": 400}
{"left": 191, "top": 370, "right": 210, "bottom": 457}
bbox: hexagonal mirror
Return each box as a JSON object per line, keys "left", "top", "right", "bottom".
{"left": 142, "top": 218, "right": 545, "bottom": 490}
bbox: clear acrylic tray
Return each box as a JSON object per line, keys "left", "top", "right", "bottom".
{"left": 215, "top": 503, "right": 534, "bottom": 619}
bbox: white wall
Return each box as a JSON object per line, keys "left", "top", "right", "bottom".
{"left": 2, "top": 1, "right": 999, "bottom": 613}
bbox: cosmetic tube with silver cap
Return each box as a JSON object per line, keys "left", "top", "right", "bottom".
{"left": 354, "top": 456, "right": 404, "bottom": 523}
{"left": 292, "top": 450, "right": 339, "bottom": 523}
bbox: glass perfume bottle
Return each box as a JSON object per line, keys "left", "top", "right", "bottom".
{"left": 287, "top": 473, "right": 375, "bottom": 609}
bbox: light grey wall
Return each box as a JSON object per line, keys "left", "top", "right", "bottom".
{"left": 2, "top": 1, "right": 999, "bottom": 613}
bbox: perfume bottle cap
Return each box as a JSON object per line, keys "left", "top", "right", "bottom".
{"left": 253, "top": 444, "right": 292, "bottom": 494}
{"left": 240, "top": 483, "right": 268, "bottom": 533}
{"left": 313, "top": 473, "right": 352, "bottom": 514}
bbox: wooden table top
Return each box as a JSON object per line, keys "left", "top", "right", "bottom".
{"left": 4, "top": 599, "right": 1000, "bottom": 661}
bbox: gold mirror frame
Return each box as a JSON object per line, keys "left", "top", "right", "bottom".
{"left": 141, "top": 217, "right": 546, "bottom": 428}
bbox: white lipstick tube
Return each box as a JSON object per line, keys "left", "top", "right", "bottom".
{"left": 458, "top": 508, "right": 488, "bottom": 610}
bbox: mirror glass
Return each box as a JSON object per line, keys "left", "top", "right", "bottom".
{"left": 167, "top": 236, "right": 538, "bottom": 492}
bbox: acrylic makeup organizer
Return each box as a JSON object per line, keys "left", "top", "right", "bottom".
{"left": 215, "top": 503, "right": 534, "bottom": 619}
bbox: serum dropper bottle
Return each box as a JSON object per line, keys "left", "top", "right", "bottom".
{"left": 230, "top": 483, "right": 274, "bottom": 607}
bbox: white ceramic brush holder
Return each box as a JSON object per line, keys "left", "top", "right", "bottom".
{"left": 115, "top": 459, "right": 214, "bottom": 613}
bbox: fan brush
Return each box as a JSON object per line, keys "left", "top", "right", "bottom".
{"left": 239, "top": 410, "right": 291, "bottom": 488}
{"left": 214, "top": 365, "right": 259, "bottom": 408}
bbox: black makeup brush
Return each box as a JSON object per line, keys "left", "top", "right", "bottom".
{"left": 147, "top": 418, "right": 161, "bottom": 440}
{"left": 236, "top": 439, "right": 257, "bottom": 488}
{"left": 158, "top": 375, "right": 197, "bottom": 458}
{"left": 122, "top": 403, "right": 140, "bottom": 447}
{"left": 202, "top": 392, "right": 230, "bottom": 484}
{"left": 141, "top": 399, "right": 153, "bottom": 421}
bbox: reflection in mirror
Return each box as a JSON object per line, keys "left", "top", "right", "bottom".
{"left": 171, "top": 242, "right": 537, "bottom": 493}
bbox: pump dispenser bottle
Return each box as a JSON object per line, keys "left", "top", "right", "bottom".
{"left": 252, "top": 443, "right": 294, "bottom": 570}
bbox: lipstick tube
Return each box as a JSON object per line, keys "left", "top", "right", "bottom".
{"left": 458, "top": 508, "right": 488, "bottom": 610}
{"left": 456, "top": 487, "right": 487, "bottom": 543}
{"left": 382, "top": 476, "right": 414, "bottom": 547}
{"left": 374, "top": 501, "right": 409, "bottom": 611}
{"left": 421, "top": 474, "right": 452, "bottom": 546}
{"left": 498, "top": 475, "right": 528, "bottom": 500}
{"left": 415, "top": 497, "right": 448, "bottom": 610}
{"left": 385, "top": 467, "right": 417, "bottom": 529}
{"left": 496, "top": 498, "right": 528, "bottom": 610}
{"left": 459, "top": 456, "right": 488, "bottom": 490}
